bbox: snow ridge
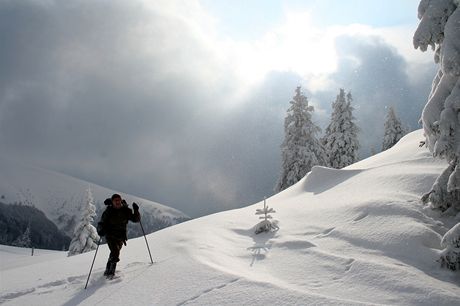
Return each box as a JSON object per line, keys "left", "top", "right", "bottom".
{"left": 1, "top": 130, "right": 459, "bottom": 306}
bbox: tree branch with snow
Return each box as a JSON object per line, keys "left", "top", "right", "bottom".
{"left": 414, "top": 0, "right": 460, "bottom": 213}
{"left": 439, "top": 223, "right": 460, "bottom": 271}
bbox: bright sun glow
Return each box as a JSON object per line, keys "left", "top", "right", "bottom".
{"left": 227, "top": 11, "right": 338, "bottom": 89}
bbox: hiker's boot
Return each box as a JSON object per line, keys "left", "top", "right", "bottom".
{"left": 107, "top": 260, "right": 117, "bottom": 277}
{"left": 103, "top": 260, "right": 111, "bottom": 276}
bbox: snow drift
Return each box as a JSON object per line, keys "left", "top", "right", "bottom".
{"left": 0, "top": 130, "right": 459, "bottom": 305}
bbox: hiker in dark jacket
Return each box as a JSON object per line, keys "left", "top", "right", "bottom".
{"left": 97, "top": 193, "right": 140, "bottom": 277}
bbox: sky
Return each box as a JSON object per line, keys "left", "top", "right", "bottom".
{"left": 0, "top": 0, "right": 436, "bottom": 217}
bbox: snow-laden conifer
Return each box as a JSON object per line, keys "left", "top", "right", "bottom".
{"left": 275, "top": 86, "right": 326, "bottom": 192}
{"left": 68, "top": 186, "right": 100, "bottom": 256}
{"left": 322, "top": 89, "right": 360, "bottom": 168}
{"left": 382, "top": 106, "right": 407, "bottom": 151}
{"left": 254, "top": 198, "right": 278, "bottom": 234}
{"left": 439, "top": 223, "right": 460, "bottom": 271}
{"left": 13, "top": 222, "right": 32, "bottom": 248}
{"left": 414, "top": 0, "right": 460, "bottom": 212}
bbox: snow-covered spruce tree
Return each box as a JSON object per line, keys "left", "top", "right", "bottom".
{"left": 414, "top": 0, "right": 460, "bottom": 213}
{"left": 254, "top": 198, "right": 279, "bottom": 234}
{"left": 439, "top": 223, "right": 460, "bottom": 271}
{"left": 68, "top": 186, "right": 100, "bottom": 256}
{"left": 275, "top": 86, "right": 326, "bottom": 192}
{"left": 382, "top": 106, "right": 407, "bottom": 151}
{"left": 322, "top": 89, "right": 360, "bottom": 168}
{"left": 14, "top": 222, "right": 32, "bottom": 248}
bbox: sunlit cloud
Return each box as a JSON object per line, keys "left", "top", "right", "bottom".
{"left": 205, "top": 6, "right": 432, "bottom": 98}
{"left": 0, "top": 0, "right": 435, "bottom": 217}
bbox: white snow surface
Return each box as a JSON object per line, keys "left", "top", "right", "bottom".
{"left": 1, "top": 130, "right": 459, "bottom": 305}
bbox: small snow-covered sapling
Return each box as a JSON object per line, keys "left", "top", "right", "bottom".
{"left": 254, "top": 197, "right": 279, "bottom": 234}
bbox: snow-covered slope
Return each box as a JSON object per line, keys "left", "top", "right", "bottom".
{"left": 0, "top": 158, "right": 189, "bottom": 237}
{"left": 1, "top": 130, "right": 459, "bottom": 305}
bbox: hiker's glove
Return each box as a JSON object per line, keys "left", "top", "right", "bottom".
{"left": 121, "top": 199, "right": 127, "bottom": 206}
{"left": 97, "top": 223, "right": 105, "bottom": 236}
{"left": 132, "top": 203, "right": 139, "bottom": 211}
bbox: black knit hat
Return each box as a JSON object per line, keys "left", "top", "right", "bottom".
{"left": 111, "top": 193, "right": 122, "bottom": 200}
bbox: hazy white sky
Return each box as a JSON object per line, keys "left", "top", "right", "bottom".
{"left": 0, "top": 0, "right": 436, "bottom": 217}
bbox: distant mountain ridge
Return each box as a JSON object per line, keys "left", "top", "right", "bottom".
{"left": 0, "top": 158, "right": 190, "bottom": 242}
{"left": 0, "top": 202, "right": 70, "bottom": 250}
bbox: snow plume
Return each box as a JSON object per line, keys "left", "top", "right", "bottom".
{"left": 414, "top": 0, "right": 460, "bottom": 213}
{"left": 322, "top": 89, "right": 360, "bottom": 168}
{"left": 67, "top": 186, "right": 99, "bottom": 256}
{"left": 382, "top": 106, "right": 407, "bottom": 151}
{"left": 275, "top": 86, "right": 326, "bottom": 192}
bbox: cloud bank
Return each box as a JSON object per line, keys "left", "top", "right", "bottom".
{"left": 0, "top": 0, "right": 435, "bottom": 216}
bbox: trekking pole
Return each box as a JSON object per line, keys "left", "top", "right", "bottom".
{"left": 84, "top": 237, "right": 102, "bottom": 289}
{"left": 139, "top": 219, "right": 154, "bottom": 264}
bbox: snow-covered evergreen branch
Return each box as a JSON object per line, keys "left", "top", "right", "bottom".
{"left": 439, "top": 223, "right": 460, "bottom": 271}
{"left": 414, "top": 0, "right": 460, "bottom": 212}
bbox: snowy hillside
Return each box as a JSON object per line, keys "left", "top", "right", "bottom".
{"left": 0, "top": 158, "right": 189, "bottom": 238}
{"left": 1, "top": 130, "right": 459, "bottom": 305}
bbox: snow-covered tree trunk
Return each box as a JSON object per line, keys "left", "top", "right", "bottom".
{"left": 414, "top": 0, "right": 460, "bottom": 213}
{"left": 68, "top": 186, "right": 100, "bottom": 256}
{"left": 322, "top": 89, "right": 360, "bottom": 168}
{"left": 275, "top": 86, "right": 326, "bottom": 192}
{"left": 382, "top": 106, "right": 407, "bottom": 151}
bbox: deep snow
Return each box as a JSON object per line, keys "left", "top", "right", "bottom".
{"left": 0, "top": 130, "right": 459, "bottom": 305}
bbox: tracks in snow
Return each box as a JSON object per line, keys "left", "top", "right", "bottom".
{"left": 0, "top": 274, "right": 87, "bottom": 304}
{"left": 176, "top": 278, "right": 240, "bottom": 306}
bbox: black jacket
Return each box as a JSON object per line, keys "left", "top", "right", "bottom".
{"left": 98, "top": 202, "right": 140, "bottom": 241}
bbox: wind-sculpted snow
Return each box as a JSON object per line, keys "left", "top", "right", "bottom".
{"left": 302, "top": 166, "right": 362, "bottom": 194}
{"left": 0, "top": 130, "right": 459, "bottom": 305}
